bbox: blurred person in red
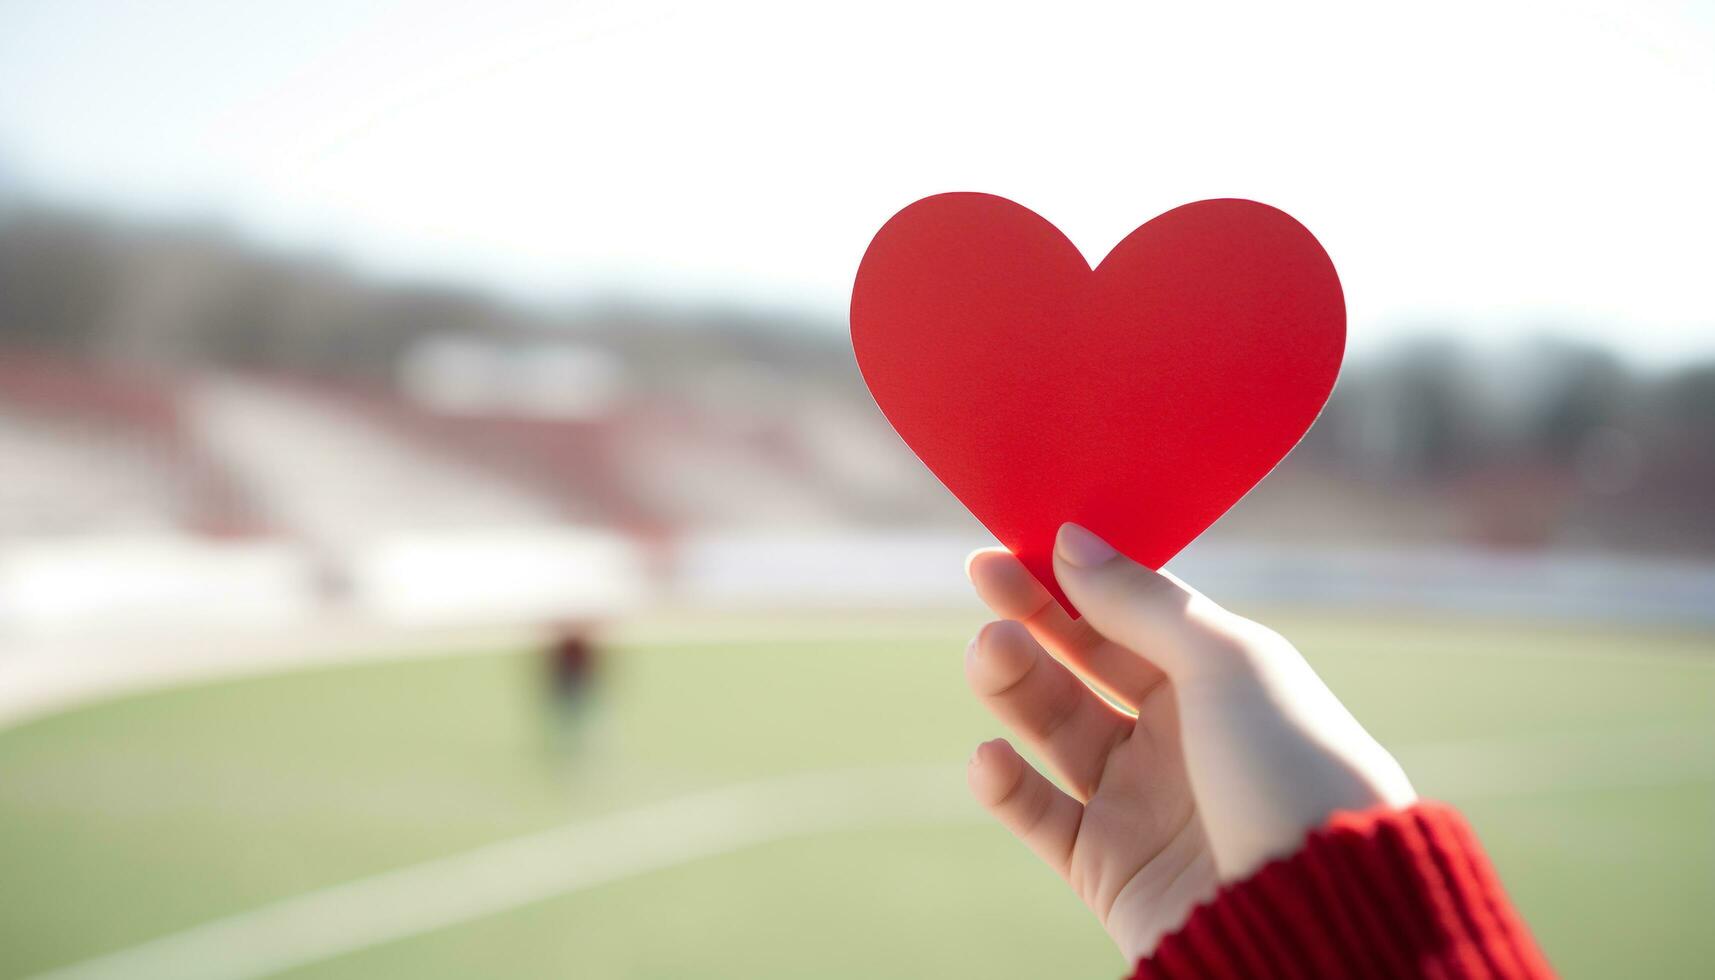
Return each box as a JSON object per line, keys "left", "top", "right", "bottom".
{"left": 543, "top": 620, "right": 603, "bottom": 759}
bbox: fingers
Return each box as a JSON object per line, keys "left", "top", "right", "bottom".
{"left": 966, "top": 547, "right": 1167, "bottom": 707}
{"left": 967, "top": 738, "right": 1082, "bottom": 877}
{"left": 965, "top": 620, "right": 1134, "bottom": 799}
{"left": 1050, "top": 523, "right": 1236, "bottom": 680}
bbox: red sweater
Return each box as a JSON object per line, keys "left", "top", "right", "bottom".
{"left": 1131, "top": 802, "right": 1554, "bottom": 980}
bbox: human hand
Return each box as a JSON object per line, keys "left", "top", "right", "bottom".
{"left": 964, "top": 523, "right": 1416, "bottom": 962}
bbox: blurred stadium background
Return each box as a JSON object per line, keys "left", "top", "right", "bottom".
{"left": 1, "top": 1, "right": 1711, "bottom": 978}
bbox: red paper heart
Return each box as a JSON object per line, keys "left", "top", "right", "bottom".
{"left": 850, "top": 193, "right": 1344, "bottom": 613}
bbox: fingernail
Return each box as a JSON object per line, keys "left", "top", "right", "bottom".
{"left": 964, "top": 633, "right": 980, "bottom": 668}
{"left": 970, "top": 738, "right": 1005, "bottom": 767}
{"left": 1056, "top": 522, "right": 1118, "bottom": 567}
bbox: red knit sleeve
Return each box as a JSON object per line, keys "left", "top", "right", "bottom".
{"left": 1130, "top": 801, "right": 1555, "bottom": 980}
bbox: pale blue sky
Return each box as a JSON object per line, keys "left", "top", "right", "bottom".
{"left": 1, "top": 0, "right": 1711, "bottom": 361}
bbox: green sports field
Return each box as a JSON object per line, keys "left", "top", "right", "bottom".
{"left": 2, "top": 611, "right": 1711, "bottom": 979}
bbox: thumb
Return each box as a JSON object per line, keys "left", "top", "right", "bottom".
{"left": 1051, "top": 522, "right": 1237, "bottom": 679}
{"left": 1054, "top": 522, "right": 1418, "bottom": 881}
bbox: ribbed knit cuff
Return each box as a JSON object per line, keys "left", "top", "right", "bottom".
{"left": 1130, "top": 802, "right": 1554, "bottom": 980}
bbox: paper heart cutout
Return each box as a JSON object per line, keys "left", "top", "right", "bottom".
{"left": 850, "top": 193, "right": 1344, "bottom": 614}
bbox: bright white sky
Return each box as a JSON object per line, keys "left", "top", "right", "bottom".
{"left": 1, "top": 0, "right": 1711, "bottom": 361}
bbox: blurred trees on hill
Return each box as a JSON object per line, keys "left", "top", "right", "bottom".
{"left": 0, "top": 204, "right": 854, "bottom": 384}
{"left": 3, "top": 203, "right": 1712, "bottom": 553}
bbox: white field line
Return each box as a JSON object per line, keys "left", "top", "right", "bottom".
{"left": 0, "top": 622, "right": 541, "bottom": 734}
{"left": 0, "top": 614, "right": 978, "bottom": 734}
{"left": 23, "top": 724, "right": 1715, "bottom": 980}
{"left": 21, "top": 766, "right": 978, "bottom": 980}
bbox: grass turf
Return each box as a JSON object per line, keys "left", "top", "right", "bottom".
{"left": 0, "top": 611, "right": 1710, "bottom": 979}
